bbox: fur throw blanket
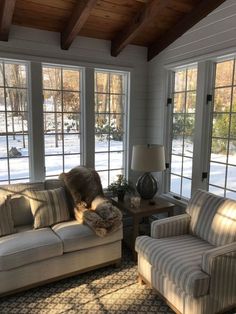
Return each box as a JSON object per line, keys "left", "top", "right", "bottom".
{"left": 59, "top": 166, "right": 122, "bottom": 237}
{"left": 74, "top": 196, "right": 122, "bottom": 237}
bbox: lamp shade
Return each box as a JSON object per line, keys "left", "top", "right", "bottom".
{"left": 131, "top": 144, "right": 165, "bottom": 172}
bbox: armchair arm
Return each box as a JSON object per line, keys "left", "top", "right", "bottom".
{"left": 151, "top": 213, "right": 191, "bottom": 239}
{"left": 202, "top": 242, "right": 236, "bottom": 275}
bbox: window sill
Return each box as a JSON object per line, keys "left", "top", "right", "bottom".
{"left": 159, "top": 193, "right": 188, "bottom": 209}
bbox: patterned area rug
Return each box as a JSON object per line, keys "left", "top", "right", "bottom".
{"left": 0, "top": 248, "right": 235, "bottom": 314}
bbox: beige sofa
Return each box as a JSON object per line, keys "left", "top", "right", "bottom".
{"left": 0, "top": 179, "right": 122, "bottom": 296}
{"left": 135, "top": 189, "right": 236, "bottom": 314}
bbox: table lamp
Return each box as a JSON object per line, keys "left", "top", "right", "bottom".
{"left": 131, "top": 144, "right": 166, "bottom": 199}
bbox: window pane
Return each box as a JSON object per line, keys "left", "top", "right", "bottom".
{"left": 172, "top": 137, "right": 183, "bottom": 156}
{"left": 0, "top": 88, "right": 5, "bottom": 110}
{"left": 185, "top": 114, "right": 195, "bottom": 136}
{"left": 215, "top": 60, "right": 234, "bottom": 87}
{"left": 63, "top": 92, "right": 80, "bottom": 112}
{"left": 44, "top": 134, "right": 63, "bottom": 155}
{"left": 0, "top": 159, "right": 8, "bottom": 181}
{"left": 209, "top": 185, "right": 225, "bottom": 197}
{"left": 184, "top": 136, "right": 194, "bottom": 157}
{"left": 171, "top": 155, "right": 182, "bottom": 175}
{"left": 110, "top": 95, "right": 124, "bottom": 113}
{"left": 110, "top": 152, "right": 123, "bottom": 169}
{"left": 64, "top": 154, "right": 80, "bottom": 172}
{"left": 170, "top": 174, "right": 181, "bottom": 195}
{"left": 187, "top": 68, "right": 197, "bottom": 90}
{"left": 214, "top": 88, "right": 231, "bottom": 112}
{"left": 45, "top": 155, "right": 63, "bottom": 176}
{"left": 175, "top": 70, "right": 186, "bottom": 92}
{"left": 182, "top": 178, "right": 191, "bottom": 198}
{"left": 95, "top": 72, "right": 109, "bottom": 93}
{"left": 110, "top": 74, "right": 124, "bottom": 94}
{"left": 109, "top": 170, "right": 124, "bottom": 186}
{"left": 63, "top": 113, "right": 80, "bottom": 133}
{"left": 8, "top": 135, "right": 28, "bottom": 157}
{"left": 95, "top": 94, "right": 109, "bottom": 113}
{"left": 98, "top": 171, "right": 108, "bottom": 189}
{"left": 95, "top": 135, "right": 109, "bottom": 152}
{"left": 0, "top": 136, "right": 7, "bottom": 158}
{"left": 9, "top": 158, "right": 29, "bottom": 180}
{"left": 0, "top": 112, "right": 6, "bottom": 132}
{"left": 228, "top": 141, "right": 236, "bottom": 165}
{"left": 43, "top": 67, "right": 61, "bottom": 90}
{"left": 226, "top": 166, "right": 236, "bottom": 190}
{"left": 110, "top": 137, "right": 123, "bottom": 151}
{"left": 183, "top": 157, "right": 192, "bottom": 178}
{"left": 173, "top": 114, "right": 185, "bottom": 135}
{"left": 186, "top": 92, "right": 196, "bottom": 113}
{"left": 174, "top": 93, "right": 185, "bottom": 113}
{"left": 44, "top": 113, "right": 62, "bottom": 133}
{"left": 226, "top": 190, "right": 236, "bottom": 200}
{"left": 64, "top": 134, "right": 80, "bottom": 154}
{"left": 6, "top": 88, "right": 28, "bottom": 112}
{"left": 95, "top": 152, "right": 108, "bottom": 170}
{"left": 212, "top": 114, "right": 229, "bottom": 138}
{"left": 211, "top": 138, "right": 228, "bottom": 163}
{"left": 5, "top": 63, "right": 26, "bottom": 88}
{"left": 63, "top": 69, "right": 80, "bottom": 91}
{"left": 209, "top": 162, "right": 226, "bottom": 187}
{"left": 0, "top": 63, "right": 3, "bottom": 86}
{"left": 230, "top": 114, "right": 236, "bottom": 138}
{"left": 44, "top": 90, "right": 62, "bottom": 112}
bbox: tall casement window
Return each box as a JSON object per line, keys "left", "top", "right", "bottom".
{"left": 42, "top": 65, "right": 82, "bottom": 178}
{"left": 208, "top": 58, "right": 236, "bottom": 199}
{"left": 0, "top": 60, "right": 29, "bottom": 184}
{"left": 169, "top": 66, "right": 198, "bottom": 199}
{"left": 94, "top": 70, "right": 128, "bottom": 188}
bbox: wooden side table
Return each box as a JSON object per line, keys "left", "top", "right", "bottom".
{"left": 112, "top": 197, "right": 175, "bottom": 260}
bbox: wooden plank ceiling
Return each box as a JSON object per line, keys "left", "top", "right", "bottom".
{"left": 0, "top": 0, "right": 227, "bottom": 61}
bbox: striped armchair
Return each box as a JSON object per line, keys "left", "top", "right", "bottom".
{"left": 135, "top": 190, "right": 236, "bottom": 314}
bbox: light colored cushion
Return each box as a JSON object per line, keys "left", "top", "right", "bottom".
{"left": 136, "top": 234, "right": 213, "bottom": 297}
{"left": 0, "top": 182, "right": 44, "bottom": 226}
{"left": 0, "top": 228, "right": 63, "bottom": 270}
{"left": 0, "top": 196, "right": 15, "bottom": 237}
{"left": 52, "top": 220, "right": 123, "bottom": 253}
{"left": 27, "top": 187, "right": 70, "bottom": 229}
{"left": 186, "top": 189, "right": 236, "bottom": 246}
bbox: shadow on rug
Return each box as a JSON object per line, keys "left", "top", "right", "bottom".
{"left": 0, "top": 248, "right": 235, "bottom": 314}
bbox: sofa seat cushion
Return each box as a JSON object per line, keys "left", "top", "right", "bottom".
{"left": 52, "top": 220, "right": 123, "bottom": 253}
{"left": 136, "top": 234, "right": 214, "bottom": 298}
{"left": 0, "top": 228, "right": 63, "bottom": 271}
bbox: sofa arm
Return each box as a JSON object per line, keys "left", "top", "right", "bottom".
{"left": 151, "top": 213, "right": 191, "bottom": 239}
{"left": 202, "top": 242, "right": 236, "bottom": 274}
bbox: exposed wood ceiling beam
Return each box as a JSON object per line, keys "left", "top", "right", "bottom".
{"left": 0, "top": 0, "right": 16, "bottom": 41}
{"left": 148, "top": 0, "right": 227, "bottom": 61}
{"left": 111, "top": 0, "right": 172, "bottom": 57}
{"left": 61, "top": 0, "right": 97, "bottom": 50}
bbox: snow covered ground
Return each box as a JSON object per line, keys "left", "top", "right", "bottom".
{"left": 0, "top": 136, "right": 236, "bottom": 199}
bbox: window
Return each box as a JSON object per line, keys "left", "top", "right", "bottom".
{"left": 169, "top": 66, "right": 198, "bottom": 199}
{"left": 0, "top": 60, "right": 29, "bottom": 184}
{"left": 208, "top": 58, "right": 236, "bottom": 199}
{"left": 42, "top": 65, "right": 82, "bottom": 178}
{"left": 94, "top": 70, "right": 129, "bottom": 188}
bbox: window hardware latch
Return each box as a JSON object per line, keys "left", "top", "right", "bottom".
{"left": 206, "top": 94, "right": 212, "bottom": 104}
{"left": 202, "top": 172, "right": 208, "bottom": 181}
{"left": 165, "top": 163, "right": 170, "bottom": 169}
{"left": 167, "top": 98, "right": 172, "bottom": 106}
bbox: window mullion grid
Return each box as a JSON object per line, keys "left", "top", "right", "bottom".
{"left": 61, "top": 67, "right": 65, "bottom": 173}
{"left": 2, "top": 62, "right": 10, "bottom": 183}
{"left": 108, "top": 73, "right": 111, "bottom": 185}
{"left": 224, "top": 58, "right": 236, "bottom": 197}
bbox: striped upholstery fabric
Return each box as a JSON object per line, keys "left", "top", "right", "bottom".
{"left": 136, "top": 234, "right": 213, "bottom": 297}
{"left": 0, "top": 196, "right": 15, "bottom": 237}
{"left": 28, "top": 188, "right": 70, "bottom": 229}
{"left": 186, "top": 189, "right": 236, "bottom": 246}
{"left": 151, "top": 213, "right": 191, "bottom": 238}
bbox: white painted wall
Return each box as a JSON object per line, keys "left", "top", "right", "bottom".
{"left": 147, "top": 0, "right": 236, "bottom": 144}
{"left": 0, "top": 26, "right": 148, "bottom": 181}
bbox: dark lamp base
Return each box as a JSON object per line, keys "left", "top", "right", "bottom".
{"left": 136, "top": 172, "right": 158, "bottom": 200}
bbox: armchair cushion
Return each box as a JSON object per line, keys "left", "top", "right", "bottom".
{"left": 186, "top": 189, "right": 236, "bottom": 246}
{"left": 151, "top": 213, "right": 191, "bottom": 238}
{"left": 136, "top": 234, "right": 213, "bottom": 297}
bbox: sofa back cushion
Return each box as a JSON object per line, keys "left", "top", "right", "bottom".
{"left": 27, "top": 187, "right": 70, "bottom": 229}
{"left": 0, "top": 196, "right": 15, "bottom": 236}
{"left": 186, "top": 189, "right": 236, "bottom": 246}
{"left": 0, "top": 182, "right": 44, "bottom": 227}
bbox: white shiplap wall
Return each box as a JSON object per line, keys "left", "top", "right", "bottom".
{"left": 147, "top": 0, "right": 236, "bottom": 144}
{"left": 0, "top": 26, "right": 148, "bottom": 180}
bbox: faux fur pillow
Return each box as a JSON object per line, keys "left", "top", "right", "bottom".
{"left": 59, "top": 166, "right": 104, "bottom": 207}
{"left": 0, "top": 196, "right": 15, "bottom": 237}
{"left": 27, "top": 187, "right": 70, "bottom": 229}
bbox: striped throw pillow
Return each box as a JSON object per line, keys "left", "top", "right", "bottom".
{"left": 27, "top": 188, "right": 70, "bottom": 229}
{"left": 0, "top": 196, "right": 15, "bottom": 237}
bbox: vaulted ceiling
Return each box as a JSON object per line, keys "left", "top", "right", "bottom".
{"left": 0, "top": 0, "right": 227, "bottom": 61}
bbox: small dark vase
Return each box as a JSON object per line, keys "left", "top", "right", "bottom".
{"left": 117, "top": 189, "right": 125, "bottom": 202}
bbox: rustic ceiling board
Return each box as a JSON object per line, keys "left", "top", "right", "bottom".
{"left": 61, "top": 0, "right": 97, "bottom": 50}
{"left": 111, "top": 0, "right": 173, "bottom": 57}
{"left": 0, "top": 0, "right": 16, "bottom": 41}
{"left": 15, "top": 0, "right": 76, "bottom": 11}
{"left": 148, "top": 0, "right": 227, "bottom": 61}
{"left": 95, "top": 0, "right": 145, "bottom": 17}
